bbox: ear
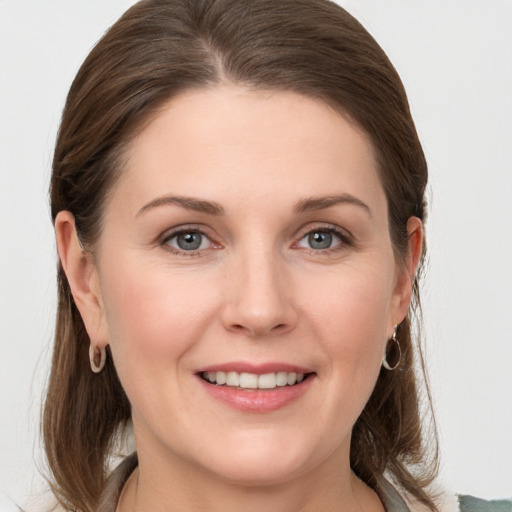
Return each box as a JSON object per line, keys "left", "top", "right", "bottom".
{"left": 391, "top": 216, "right": 423, "bottom": 326}
{"left": 55, "top": 211, "right": 109, "bottom": 348}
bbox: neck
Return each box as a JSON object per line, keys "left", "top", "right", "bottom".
{"left": 118, "top": 450, "right": 384, "bottom": 512}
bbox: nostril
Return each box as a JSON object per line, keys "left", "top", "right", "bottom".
{"left": 228, "top": 322, "right": 290, "bottom": 337}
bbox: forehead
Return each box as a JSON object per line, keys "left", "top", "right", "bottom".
{"left": 113, "top": 85, "right": 385, "bottom": 215}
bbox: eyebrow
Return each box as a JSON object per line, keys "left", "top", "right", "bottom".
{"left": 136, "top": 195, "right": 225, "bottom": 217}
{"left": 136, "top": 192, "right": 371, "bottom": 218}
{"left": 294, "top": 194, "right": 372, "bottom": 217}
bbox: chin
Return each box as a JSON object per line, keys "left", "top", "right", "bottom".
{"left": 210, "top": 459, "right": 307, "bottom": 488}
{"left": 193, "top": 432, "right": 322, "bottom": 487}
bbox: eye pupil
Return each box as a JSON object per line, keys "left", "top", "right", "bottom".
{"left": 308, "top": 231, "right": 332, "bottom": 249}
{"left": 177, "top": 232, "right": 202, "bottom": 250}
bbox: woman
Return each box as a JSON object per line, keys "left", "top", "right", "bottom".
{"left": 42, "top": 1, "right": 509, "bottom": 511}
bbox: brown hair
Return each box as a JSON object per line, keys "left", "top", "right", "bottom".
{"left": 45, "top": 0, "right": 437, "bottom": 510}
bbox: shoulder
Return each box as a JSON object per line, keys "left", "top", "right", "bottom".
{"left": 0, "top": 493, "right": 22, "bottom": 512}
{"left": 1, "top": 490, "right": 66, "bottom": 512}
{"left": 386, "top": 480, "right": 512, "bottom": 512}
{"left": 458, "top": 495, "right": 512, "bottom": 512}
{"left": 412, "top": 491, "right": 512, "bottom": 512}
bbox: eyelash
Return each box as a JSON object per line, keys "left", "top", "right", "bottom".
{"left": 294, "top": 225, "right": 353, "bottom": 254}
{"left": 160, "top": 224, "right": 353, "bottom": 257}
{"left": 161, "top": 226, "right": 216, "bottom": 257}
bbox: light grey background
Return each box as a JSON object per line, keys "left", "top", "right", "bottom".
{"left": 1, "top": 0, "right": 511, "bottom": 508}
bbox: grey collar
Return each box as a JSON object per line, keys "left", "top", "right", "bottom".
{"left": 378, "top": 477, "right": 412, "bottom": 512}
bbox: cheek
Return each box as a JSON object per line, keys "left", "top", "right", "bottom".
{"left": 287, "top": 261, "right": 396, "bottom": 460}
{"left": 99, "top": 259, "right": 219, "bottom": 384}
{"left": 313, "top": 262, "right": 393, "bottom": 321}
{"left": 303, "top": 260, "right": 395, "bottom": 369}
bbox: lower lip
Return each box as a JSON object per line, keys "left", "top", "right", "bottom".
{"left": 198, "top": 375, "right": 315, "bottom": 413}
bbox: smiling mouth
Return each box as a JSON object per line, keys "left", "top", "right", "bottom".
{"left": 200, "top": 371, "right": 313, "bottom": 390}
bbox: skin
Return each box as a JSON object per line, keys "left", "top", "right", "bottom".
{"left": 56, "top": 85, "right": 422, "bottom": 512}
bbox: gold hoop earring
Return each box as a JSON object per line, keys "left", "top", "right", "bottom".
{"left": 89, "top": 344, "right": 106, "bottom": 373}
{"left": 382, "top": 324, "right": 401, "bottom": 371}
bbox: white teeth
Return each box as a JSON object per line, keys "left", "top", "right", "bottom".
{"left": 239, "top": 372, "right": 258, "bottom": 389}
{"left": 202, "top": 370, "right": 308, "bottom": 389}
{"left": 226, "top": 371, "right": 239, "bottom": 386}
{"left": 276, "top": 371, "right": 288, "bottom": 386}
{"left": 258, "top": 373, "right": 276, "bottom": 389}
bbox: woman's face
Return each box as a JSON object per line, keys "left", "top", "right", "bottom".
{"left": 80, "top": 86, "right": 416, "bottom": 486}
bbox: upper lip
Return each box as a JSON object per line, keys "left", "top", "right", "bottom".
{"left": 197, "top": 362, "right": 314, "bottom": 375}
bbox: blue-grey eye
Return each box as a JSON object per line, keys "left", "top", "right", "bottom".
{"left": 297, "top": 230, "right": 342, "bottom": 250}
{"left": 308, "top": 231, "right": 332, "bottom": 249}
{"left": 167, "top": 231, "right": 209, "bottom": 251}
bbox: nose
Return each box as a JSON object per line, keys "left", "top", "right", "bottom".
{"left": 220, "top": 248, "right": 298, "bottom": 338}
